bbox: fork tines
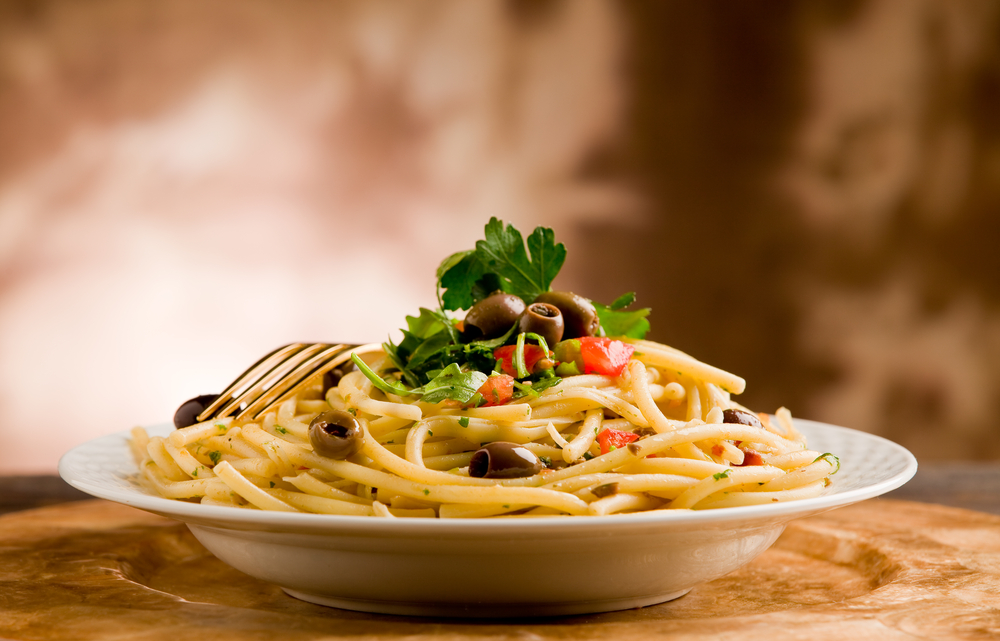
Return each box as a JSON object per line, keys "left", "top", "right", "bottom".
{"left": 196, "top": 342, "right": 383, "bottom": 423}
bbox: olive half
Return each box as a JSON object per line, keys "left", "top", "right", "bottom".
{"left": 533, "top": 291, "right": 599, "bottom": 339}
{"left": 463, "top": 292, "right": 526, "bottom": 340}
{"left": 174, "top": 394, "right": 220, "bottom": 429}
{"left": 518, "top": 302, "right": 564, "bottom": 347}
{"left": 309, "top": 410, "right": 363, "bottom": 459}
{"left": 468, "top": 442, "right": 543, "bottom": 479}
{"left": 722, "top": 408, "right": 763, "bottom": 429}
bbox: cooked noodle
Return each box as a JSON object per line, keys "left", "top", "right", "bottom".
{"left": 133, "top": 341, "right": 838, "bottom": 517}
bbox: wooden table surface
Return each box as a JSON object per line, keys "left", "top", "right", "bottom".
{"left": 4, "top": 468, "right": 1000, "bottom": 640}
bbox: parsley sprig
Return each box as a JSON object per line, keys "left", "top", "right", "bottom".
{"left": 359, "top": 217, "right": 651, "bottom": 404}
{"left": 439, "top": 218, "right": 566, "bottom": 311}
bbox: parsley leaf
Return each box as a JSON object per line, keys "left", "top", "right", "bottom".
{"left": 713, "top": 469, "right": 732, "bottom": 481}
{"left": 439, "top": 217, "right": 566, "bottom": 309}
{"left": 419, "top": 364, "right": 488, "bottom": 404}
{"left": 594, "top": 294, "right": 651, "bottom": 339}
{"left": 477, "top": 218, "right": 565, "bottom": 302}
{"left": 438, "top": 251, "right": 493, "bottom": 311}
{"left": 609, "top": 292, "right": 636, "bottom": 310}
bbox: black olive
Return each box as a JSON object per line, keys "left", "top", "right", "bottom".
{"left": 518, "top": 302, "right": 564, "bottom": 347}
{"left": 174, "top": 394, "right": 220, "bottom": 429}
{"left": 722, "top": 409, "right": 763, "bottom": 429}
{"left": 463, "top": 292, "right": 526, "bottom": 340}
{"left": 591, "top": 482, "right": 619, "bottom": 498}
{"left": 309, "top": 410, "right": 363, "bottom": 459}
{"left": 322, "top": 360, "right": 356, "bottom": 392}
{"left": 468, "top": 442, "right": 543, "bottom": 479}
{"left": 533, "top": 291, "right": 599, "bottom": 339}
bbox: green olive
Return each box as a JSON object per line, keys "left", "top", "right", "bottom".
{"left": 518, "top": 302, "right": 564, "bottom": 347}
{"left": 309, "top": 410, "right": 363, "bottom": 459}
{"left": 533, "top": 291, "right": 599, "bottom": 339}
{"left": 468, "top": 442, "right": 543, "bottom": 479}
{"left": 463, "top": 292, "right": 526, "bottom": 340}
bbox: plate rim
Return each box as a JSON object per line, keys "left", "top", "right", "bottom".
{"left": 58, "top": 418, "right": 917, "bottom": 535}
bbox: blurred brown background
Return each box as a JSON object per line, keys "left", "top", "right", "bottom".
{"left": 1, "top": 0, "right": 998, "bottom": 472}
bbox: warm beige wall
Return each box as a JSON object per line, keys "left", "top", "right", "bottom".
{"left": 607, "top": 0, "right": 1000, "bottom": 461}
{"left": 0, "top": 0, "right": 998, "bottom": 472}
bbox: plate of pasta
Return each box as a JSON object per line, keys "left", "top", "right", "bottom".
{"left": 60, "top": 219, "right": 916, "bottom": 617}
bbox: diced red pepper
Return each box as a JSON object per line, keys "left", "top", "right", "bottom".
{"left": 579, "top": 337, "right": 635, "bottom": 376}
{"left": 596, "top": 428, "right": 640, "bottom": 455}
{"left": 475, "top": 374, "right": 514, "bottom": 407}
{"left": 494, "top": 344, "right": 549, "bottom": 378}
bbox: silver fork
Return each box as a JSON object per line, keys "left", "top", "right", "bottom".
{"left": 196, "top": 342, "right": 384, "bottom": 423}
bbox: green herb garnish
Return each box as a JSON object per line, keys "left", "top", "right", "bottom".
{"left": 593, "top": 292, "right": 651, "bottom": 339}
{"left": 813, "top": 452, "right": 841, "bottom": 474}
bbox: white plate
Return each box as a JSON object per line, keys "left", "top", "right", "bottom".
{"left": 59, "top": 419, "right": 916, "bottom": 617}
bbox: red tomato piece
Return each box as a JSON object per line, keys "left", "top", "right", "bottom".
{"left": 494, "top": 344, "right": 549, "bottom": 378}
{"left": 737, "top": 448, "right": 764, "bottom": 466}
{"left": 579, "top": 337, "right": 635, "bottom": 376}
{"left": 475, "top": 374, "right": 514, "bottom": 407}
{"left": 596, "top": 428, "right": 640, "bottom": 455}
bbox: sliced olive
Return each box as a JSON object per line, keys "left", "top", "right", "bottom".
{"left": 463, "top": 292, "right": 526, "bottom": 340}
{"left": 518, "top": 302, "right": 564, "bottom": 347}
{"left": 534, "top": 291, "right": 599, "bottom": 339}
{"left": 174, "top": 394, "right": 219, "bottom": 429}
{"left": 468, "top": 442, "right": 543, "bottom": 479}
{"left": 722, "top": 409, "right": 763, "bottom": 429}
{"left": 309, "top": 410, "right": 363, "bottom": 459}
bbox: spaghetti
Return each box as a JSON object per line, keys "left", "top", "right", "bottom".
{"left": 133, "top": 340, "right": 838, "bottom": 517}
{"left": 136, "top": 219, "right": 838, "bottom": 517}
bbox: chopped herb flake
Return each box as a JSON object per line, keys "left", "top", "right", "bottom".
{"left": 458, "top": 416, "right": 470, "bottom": 427}
{"left": 813, "top": 452, "right": 841, "bottom": 474}
{"left": 208, "top": 451, "right": 222, "bottom": 465}
{"left": 713, "top": 469, "right": 732, "bottom": 481}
